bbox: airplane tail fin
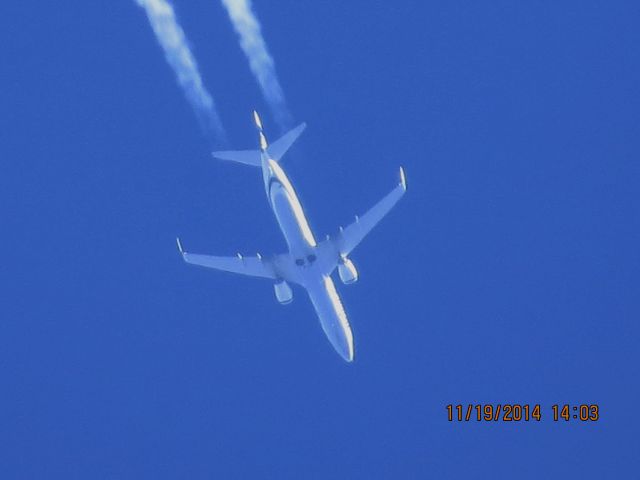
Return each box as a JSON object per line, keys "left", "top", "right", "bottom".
{"left": 211, "top": 115, "right": 306, "bottom": 167}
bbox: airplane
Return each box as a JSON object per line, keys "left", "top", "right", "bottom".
{"left": 176, "top": 111, "right": 406, "bottom": 362}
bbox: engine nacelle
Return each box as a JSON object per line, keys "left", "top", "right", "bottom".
{"left": 338, "top": 258, "right": 358, "bottom": 284}
{"left": 274, "top": 280, "right": 293, "bottom": 304}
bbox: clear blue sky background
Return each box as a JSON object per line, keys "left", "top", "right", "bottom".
{"left": 1, "top": 1, "right": 638, "bottom": 478}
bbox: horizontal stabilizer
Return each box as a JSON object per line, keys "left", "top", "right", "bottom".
{"left": 210, "top": 122, "right": 306, "bottom": 167}
{"left": 211, "top": 149, "right": 261, "bottom": 167}
{"left": 267, "top": 122, "right": 306, "bottom": 162}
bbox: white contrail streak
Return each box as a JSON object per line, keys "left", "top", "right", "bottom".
{"left": 135, "top": 0, "right": 225, "bottom": 141}
{"left": 221, "top": 0, "right": 292, "bottom": 130}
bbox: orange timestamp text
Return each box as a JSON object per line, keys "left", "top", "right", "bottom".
{"left": 446, "top": 404, "right": 599, "bottom": 422}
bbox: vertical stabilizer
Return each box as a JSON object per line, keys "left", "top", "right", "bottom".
{"left": 253, "top": 110, "right": 263, "bottom": 131}
{"left": 253, "top": 110, "right": 268, "bottom": 152}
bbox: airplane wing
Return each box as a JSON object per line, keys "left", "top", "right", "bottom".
{"left": 333, "top": 167, "right": 407, "bottom": 256}
{"left": 176, "top": 238, "right": 277, "bottom": 279}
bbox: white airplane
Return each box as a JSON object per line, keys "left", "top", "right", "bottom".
{"left": 177, "top": 112, "right": 406, "bottom": 362}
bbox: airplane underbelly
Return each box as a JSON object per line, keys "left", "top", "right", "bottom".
{"left": 271, "top": 185, "right": 316, "bottom": 255}
{"left": 306, "top": 276, "right": 354, "bottom": 362}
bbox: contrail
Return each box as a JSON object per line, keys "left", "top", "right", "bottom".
{"left": 135, "top": 0, "right": 225, "bottom": 141}
{"left": 220, "top": 0, "right": 292, "bottom": 130}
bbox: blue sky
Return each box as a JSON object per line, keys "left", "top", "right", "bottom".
{"left": 1, "top": 1, "right": 638, "bottom": 478}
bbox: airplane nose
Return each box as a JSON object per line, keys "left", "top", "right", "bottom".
{"left": 325, "top": 319, "right": 355, "bottom": 363}
{"left": 340, "top": 341, "right": 355, "bottom": 363}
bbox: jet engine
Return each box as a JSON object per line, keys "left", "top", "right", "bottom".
{"left": 338, "top": 257, "right": 358, "bottom": 284}
{"left": 274, "top": 280, "right": 293, "bottom": 304}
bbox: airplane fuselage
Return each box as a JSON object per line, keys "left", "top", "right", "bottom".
{"left": 263, "top": 157, "right": 317, "bottom": 260}
{"left": 260, "top": 152, "right": 354, "bottom": 362}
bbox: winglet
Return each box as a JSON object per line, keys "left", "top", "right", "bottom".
{"left": 399, "top": 167, "right": 407, "bottom": 191}
{"left": 176, "top": 237, "right": 185, "bottom": 256}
